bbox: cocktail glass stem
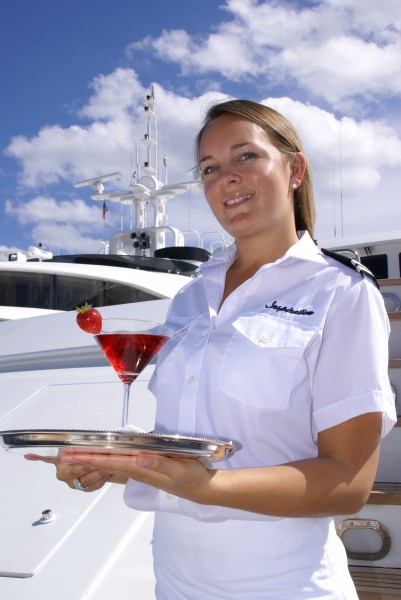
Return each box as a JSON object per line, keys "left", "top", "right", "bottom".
{"left": 121, "top": 382, "right": 132, "bottom": 427}
{"left": 95, "top": 318, "right": 169, "bottom": 428}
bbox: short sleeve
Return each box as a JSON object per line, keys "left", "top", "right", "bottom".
{"left": 312, "top": 278, "right": 397, "bottom": 438}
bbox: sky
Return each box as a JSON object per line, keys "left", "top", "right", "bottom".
{"left": 1, "top": 0, "right": 400, "bottom": 258}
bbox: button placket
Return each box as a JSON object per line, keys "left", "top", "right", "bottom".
{"left": 177, "top": 329, "right": 211, "bottom": 433}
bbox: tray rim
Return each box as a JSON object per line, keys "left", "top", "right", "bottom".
{"left": 0, "top": 428, "right": 235, "bottom": 460}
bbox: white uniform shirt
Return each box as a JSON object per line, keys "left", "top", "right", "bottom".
{"left": 125, "top": 231, "right": 396, "bottom": 599}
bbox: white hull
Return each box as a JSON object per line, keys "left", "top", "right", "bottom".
{"left": 330, "top": 237, "right": 401, "bottom": 598}
{"left": 0, "top": 302, "right": 172, "bottom": 598}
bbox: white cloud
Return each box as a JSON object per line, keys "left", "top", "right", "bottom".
{"left": 79, "top": 68, "right": 145, "bottom": 121}
{"left": 128, "top": 0, "right": 401, "bottom": 110}
{"left": 130, "top": 28, "right": 257, "bottom": 82}
{"left": 328, "top": 0, "right": 401, "bottom": 36}
{"left": 4, "top": 196, "right": 119, "bottom": 254}
{"left": 27, "top": 221, "right": 105, "bottom": 254}
{"left": 129, "top": 30, "right": 192, "bottom": 63}
{"left": 5, "top": 196, "right": 104, "bottom": 226}
{"left": 279, "top": 36, "right": 401, "bottom": 108}
{"left": 5, "top": 120, "right": 130, "bottom": 188}
{"left": 5, "top": 69, "right": 145, "bottom": 188}
{"left": 263, "top": 96, "right": 401, "bottom": 184}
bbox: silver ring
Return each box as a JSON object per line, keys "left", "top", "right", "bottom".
{"left": 72, "top": 477, "right": 90, "bottom": 491}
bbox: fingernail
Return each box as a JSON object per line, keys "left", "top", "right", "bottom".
{"left": 137, "top": 454, "right": 154, "bottom": 468}
{"left": 60, "top": 455, "right": 78, "bottom": 463}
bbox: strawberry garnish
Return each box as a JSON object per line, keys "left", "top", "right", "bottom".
{"left": 76, "top": 303, "right": 102, "bottom": 334}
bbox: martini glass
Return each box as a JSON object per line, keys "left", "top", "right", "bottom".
{"left": 95, "top": 318, "right": 169, "bottom": 427}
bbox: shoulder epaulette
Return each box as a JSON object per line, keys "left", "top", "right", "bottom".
{"left": 320, "top": 247, "right": 379, "bottom": 289}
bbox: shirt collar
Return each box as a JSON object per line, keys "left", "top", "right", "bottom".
{"left": 283, "top": 231, "right": 325, "bottom": 264}
{"left": 200, "top": 231, "right": 326, "bottom": 273}
{"left": 199, "top": 242, "right": 237, "bottom": 273}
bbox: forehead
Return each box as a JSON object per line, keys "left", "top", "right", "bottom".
{"left": 199, "top": 114, "right": 270, "bottom": 151}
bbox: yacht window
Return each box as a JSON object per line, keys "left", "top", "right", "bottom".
{"left": 0, "top": 272, "right": 158, "bottom": 310}
{"left": 360, "top": 254, "right": 388, "bottom": 279}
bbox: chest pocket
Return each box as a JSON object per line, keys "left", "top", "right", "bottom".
{"left": 217, "top": 313, "right": 317, "bottom": 410}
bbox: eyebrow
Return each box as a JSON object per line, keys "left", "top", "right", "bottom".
{"left": 199, "top": 142, "right": 250, "bottom": 164}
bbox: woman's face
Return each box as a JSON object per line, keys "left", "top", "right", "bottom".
{"left": 199, "top": 114, "right": 303, "bottom": 243}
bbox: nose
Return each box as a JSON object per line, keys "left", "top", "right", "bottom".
{"left": 219, "top": 165, "right": 241, "bottom": 186}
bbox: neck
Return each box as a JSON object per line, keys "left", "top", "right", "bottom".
{"left": 233, "top": 229, "right": 299, "bottom": 271}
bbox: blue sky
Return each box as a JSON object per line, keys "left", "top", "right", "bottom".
{"left": 1, "top": 0, "right": 400, "bottom": 257}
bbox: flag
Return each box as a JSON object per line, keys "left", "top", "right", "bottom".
{"left": 102, "top": 201, "right": 108, "bottom": 220}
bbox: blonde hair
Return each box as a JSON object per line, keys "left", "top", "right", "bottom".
{"left": 195, "top": 99, "right": 315, "bottom": 237}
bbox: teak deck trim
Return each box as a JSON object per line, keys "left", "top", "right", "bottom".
{"left": 368, "top": 482, "right": 401, "bottom": 505}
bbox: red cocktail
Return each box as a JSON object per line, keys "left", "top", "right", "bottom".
{"left": 95, "top": 319, "right": 168, "bottom": 426}
{"left": 96, "top": 333, "right": 168, "bottom": 384}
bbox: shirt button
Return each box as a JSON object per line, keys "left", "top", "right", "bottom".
{"left": 165, "top": 493, "right": 173, "bottom": 500}
{"left": 258, "top": 334, "right": 271, "bottom": 344}
{"left": 188, "top": 375, "right": 195, "bottom": 384}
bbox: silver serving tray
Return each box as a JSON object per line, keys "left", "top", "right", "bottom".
{"left": 0, "top": 429, "right": 235, "bottom": 461}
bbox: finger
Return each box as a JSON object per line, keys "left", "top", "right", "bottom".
{"left": 60, "top": 451, "right": 140, "bottom": 467}
{"left": 25, "top": 448, "right": 70, "bottom": 463}
{"left": 71, "top": 473, "right": 110, "bottom": 492}
{"left": 24, "top": 453, "right": 61, "bottom": 465}
{"left": 24, "top": 452, "right": 110, "bottom": 491}
{"left": 60, "top": 451, "right": 163, "bottom": 480}
{"left": 56, "top": 464, "right": 109, "bottom": 485}
{"left": 136, "top": 453, "right": 191, "bottom": 480}
{"left": 63, "top": 450, "right": 186, "bottom": 480}
{"left": 73, "top": 468, "right": 111, "bottom": 486}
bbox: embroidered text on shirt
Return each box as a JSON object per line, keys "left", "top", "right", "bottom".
{"left": 265, "top": 300, "right": 314, "bottom": 316}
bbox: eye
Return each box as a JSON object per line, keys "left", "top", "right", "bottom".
{"left": 239, "top": 151, "right": 257, "bottom": 161}
{"left": 201, "top": 164, "right": 218, "bottom": 180}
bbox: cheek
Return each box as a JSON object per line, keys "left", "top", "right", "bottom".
{"left": 203, "top": 182, "right": 218, "bottom": 209}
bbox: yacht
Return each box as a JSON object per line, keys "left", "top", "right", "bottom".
{"left": 0, "top": 88, "right": 400, "bottom": 598}
{"left": 0, "top": 86, "right": 223, "bottom": 323}
{"left": 325, "top": 233, "right": 401, "bottom": 599}
{"left": 0, "top": 254, "right": 195, "bottom": 321}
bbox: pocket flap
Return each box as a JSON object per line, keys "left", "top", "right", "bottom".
{"left": 233, "top": 313, "right": 317, "bottom": 348}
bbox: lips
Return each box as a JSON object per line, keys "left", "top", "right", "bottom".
{"left": 224, "top": 193, "right": 253, "bottom": 207}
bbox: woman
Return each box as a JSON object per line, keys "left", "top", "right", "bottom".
{"left": 27, "top": 100, "right": 396, "bottom": 599}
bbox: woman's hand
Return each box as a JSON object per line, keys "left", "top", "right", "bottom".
{"left": 25, "top": 452, "right": 114, "bottom": 492}
{"left": 56, "top": 451, "right": 216, "bottom": 504}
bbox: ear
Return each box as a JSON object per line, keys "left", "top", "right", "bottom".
{"left": 290, "top": 152, "right": 306, "bottom": 188}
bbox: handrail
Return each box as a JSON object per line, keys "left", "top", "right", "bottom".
{"left": 0, "top": 346, "right": 107, "bottom": 373}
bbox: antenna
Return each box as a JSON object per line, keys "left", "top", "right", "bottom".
{"left": 73, "top": 172, "right": 122, "bottom": 194}
{"left": 339, "top": 120, "right": 344, "bottom": 237}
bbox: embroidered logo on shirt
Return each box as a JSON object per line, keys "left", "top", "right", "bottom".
{"left": 265, "top": 300, "right": 314, "bottom": 316}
